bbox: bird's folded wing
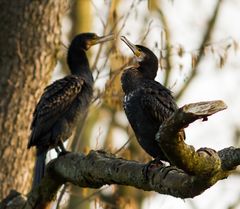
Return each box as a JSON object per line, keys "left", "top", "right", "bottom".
{"left": 140, "top": 87, "right": 185, "bottom": 140}
{"left": 28, "top": 75, "right": 84, "bottom": 147}
{"left": 140, "top": 87, "right": 178, "bottom": 123}
{"left": 31, "top": 75, "right": 84, "bottom": 130}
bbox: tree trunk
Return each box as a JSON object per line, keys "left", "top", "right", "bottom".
{"left": 0, "top": 1, "right": 68, "bottom": 199}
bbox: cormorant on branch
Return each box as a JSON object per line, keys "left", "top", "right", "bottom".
{"left": 28, "top": 33, "right": 114, "bottom": 187}
{"left": 120, "top": 36, "right": 184, "bottom": 164}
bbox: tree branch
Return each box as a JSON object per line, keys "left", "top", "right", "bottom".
{"left": 2, "top": 100, "right": 240, "bottom": 209}
{"left": 156, "top": 100, "right": 228, "bottom": 175}
{"left": 156, "top": 5, "right": 172, "bottom": 87}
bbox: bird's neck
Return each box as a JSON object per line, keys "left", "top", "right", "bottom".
{"left": 121, "top": 68, "right": 143, "bottom": 94}
{"left": 138, "top": 64, "right": 157, "bottom": 80}
{"left": 67, "top": 48, "right": 93, "bottom": 83}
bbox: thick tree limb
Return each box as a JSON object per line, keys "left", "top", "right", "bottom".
{"left": 156, "top": 100, "right": 228, "bottom": 176}
{"left": 2, "top": 147, "right": 239, "bottom": 209}
{"left": 1, "top": 100, "right": 240, "bottom": 209}
{"left": 218, "top": 147, "right": 240, "bottom": 170}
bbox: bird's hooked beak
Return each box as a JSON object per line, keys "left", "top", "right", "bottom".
{"left": 121, "top": 36, "right": 145, "bottom": 62}
{"left": 87, "top": 34, "right": 115, "bottom": 48}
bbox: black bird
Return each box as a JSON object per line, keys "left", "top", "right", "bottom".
{"left": 28, "top": 33, "right": 114, "bottom": 187}
{"left": 120, "top": 36, "right": 184, "bottom": 164}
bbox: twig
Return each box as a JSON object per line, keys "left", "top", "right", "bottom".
{"left": 155, "top": 6, "right": 172, "bottom": 87}
{"left": 55, "top": 185, "right": 68, "bottom": 209}
{"left": 175, "top": 0, "right": 223, "bottom": 100}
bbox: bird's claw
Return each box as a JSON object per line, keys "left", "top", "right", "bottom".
{"left": 55, "top": 145, "right": 70, "bottom": 157}
{"left": 159, "top": 166, "right": 180, "bottom": 179}
{"left": 58, "top": 150, "right": 70, "bottom": 157}
{"left": 142, "top": 158, "right": 164, "bottom": 180}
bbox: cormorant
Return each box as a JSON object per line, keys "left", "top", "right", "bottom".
{"left": 28, "top": 33, "right": 114, "bottom": 187}
{"left": 120, "top": 36, "right": 184, "bottom": 164}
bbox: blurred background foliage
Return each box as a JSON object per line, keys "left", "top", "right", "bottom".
{"left": 51, "top": 0, "right": 240, "bottom": 208}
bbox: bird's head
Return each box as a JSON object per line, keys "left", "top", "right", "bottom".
{"left": 71, "top": 33, "right": 114, "bottom": 51}
{"left": 121, "top": 36, "right": 158, "bottom": 80}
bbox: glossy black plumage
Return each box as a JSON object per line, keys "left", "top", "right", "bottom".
{"left": 121, "top": 36, "right": 182, "bottom": 161}
{"left": 28, "top": 33, "right": 113, "bottom": 187}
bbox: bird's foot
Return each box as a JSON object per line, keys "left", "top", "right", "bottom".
{"left": 58, "top": 150, "right": 71, "bottom": 157}
{"left": 159, "top": 165, "right": 180, "bottom": 179}
{"left": 55, "top": 140, "right": 71, "bottom": 157}
{"left": 142, "top": 157, "right": 164, "bottom": 180}
{"left": 55, "top": 147, "right": 70, "bottom": 157}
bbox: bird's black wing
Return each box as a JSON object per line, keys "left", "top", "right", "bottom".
{"left": 28, "top": 75, "right": 84, "bottom": 147}
{"left": 140, "top": 81, "right": 178, "bottom": 123}
{"left": 140, "top": 81, "right": 185, "bottom": 140}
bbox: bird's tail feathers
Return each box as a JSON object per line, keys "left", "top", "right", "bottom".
{"left": 32, "top": 149, "right": 47, "bottom": 188}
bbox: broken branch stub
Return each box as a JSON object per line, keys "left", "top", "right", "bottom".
{"left": 182, "top": 100, "right": 227, "bottom": 118}
{"left": 156, "top": 100, "right": 227, "bottom": 176}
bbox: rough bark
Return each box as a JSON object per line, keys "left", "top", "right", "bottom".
{"left": 1, "top": 144, "right": 239, "bottom": 209}
{"left": 1, "top": 100, "right": 238, "bottom": 209}
{"left": 0, "top": 1, "right": 68, "bottom": 199}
